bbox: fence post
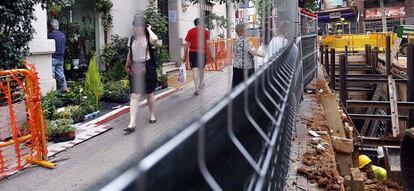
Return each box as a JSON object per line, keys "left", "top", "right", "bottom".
{"left": 340, "top": 48, "right": 348, "bottom": 108}
{"left": 386, "top": 35, "right": 391, "bottom": 75}
{"left": 407, "top": 44, "right": 414, "bottom": 128}
{"left": 365, "top": 44, "right": 370, "bottom": 65}
{"left": 320, "top": 44, "right": 324, "bottom": 66}
{"left": 330, "top": 48, "right": 336, "bottom": 90}
{"left": 372, "top": 47, "right": 378, "bottom": 74}
{"left": 325, "top": 45, "right": 330, "bottom": 76}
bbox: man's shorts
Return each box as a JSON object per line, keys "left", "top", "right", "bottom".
{"left": 189, "top": 52, "right": 206, "bottom": 68}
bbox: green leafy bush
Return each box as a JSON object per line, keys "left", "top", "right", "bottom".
{"left": 47, "top": 119, "right": 75, "bottom": 138}
{"left": 84, "top": 55, "right": 104, "bottom": 109}
{"left": 42, "top": 91, "right": 64, "bottom": 120}
{"left": 102, "top": 81, "right": 129, "bottom": 103}
{"left": 143, "top": 0, "right": 168, "bottom": 37}
{"left": 100, "top": 35, "right": 128, "bottom": 81}
{"left": 154, "top": 45, "right": 171, "bottom": 68}
{"left": 0, "top": 0, "right": 47, "bottom": 69}
{"left": 55, "top": 105, "right": 84, "bottom": 122}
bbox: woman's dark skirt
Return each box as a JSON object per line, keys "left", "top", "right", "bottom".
{"left": 129, "top": 59, "right": 157, "bottom": 94}
{"left": 232, "top": 67, "right": 255, "bottom": 88}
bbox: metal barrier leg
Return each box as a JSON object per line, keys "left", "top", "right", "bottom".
{"left": 198, "top": 122, "right": 223, "bottom": 191}
{"left": 407, "top": 44, "right": 414, "bottom": 128}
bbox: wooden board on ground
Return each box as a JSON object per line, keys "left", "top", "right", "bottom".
{"left": 321, "top": 94, "right": 346, "bottom": 138}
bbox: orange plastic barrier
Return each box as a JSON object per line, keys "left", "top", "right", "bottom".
{"left": 0, "top": 62, "right": 55, "bottom": 178}
{"left": 185, "top": 37, "right": 261, "bottom": 71}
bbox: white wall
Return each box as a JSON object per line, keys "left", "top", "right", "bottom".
{"left": 28, "top": 4, "right": 56, "bottom": 95}
{"left": 109, "top": 0, "right": 150, "bottom": 40}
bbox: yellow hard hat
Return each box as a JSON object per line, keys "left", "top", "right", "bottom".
{"left": 359, "top": 155, "right": 372, "bottom": 169}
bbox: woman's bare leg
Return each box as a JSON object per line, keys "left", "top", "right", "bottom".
{"left": 128, "top": 93, "right": 140, "bottom": 128}
{"left": 146, "top": 93, "right": 156, "bottom": 120}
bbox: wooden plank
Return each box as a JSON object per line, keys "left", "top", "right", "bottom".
{"left": 321, "top": 94, "right": 346, "bottom": 137}
{"left": 388, "top": 75, "right": 401, "bottom": 137}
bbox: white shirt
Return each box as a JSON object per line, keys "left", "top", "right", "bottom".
{"left": 128, "top": 36, "right": 150, "bottom": 62}
{"left": 264, "top": 36, "right": 288, "bottom": 63}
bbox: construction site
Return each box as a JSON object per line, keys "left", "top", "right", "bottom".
{"left": 285, "top": 32, "right": 414, "bottom": 190}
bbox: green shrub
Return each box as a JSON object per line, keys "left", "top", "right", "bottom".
{"left": 42, "top": 91, "right": 64, "bottom": 120}
{"left": 47, "top": 119, "right": 75, "bottom": 137}
{"left": 84, "top": 55, "right": 104, "bottom": 109}
{"left": 55, "top": 105, "right": 84, "bottom": 122}
{"left": 102, "top": 81, "right": 129, "bottom": 103}
{"left": 100, "top": 35, "right": 128, "bottom": 81}
{"left": 0, "top": 0, "right": 46, "bottom": 69}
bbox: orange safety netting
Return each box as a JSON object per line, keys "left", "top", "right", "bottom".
{"left": 185, "top": 37, "right": 261, "bottom": 71}
{"left": 0, "top": 61, "right": 54, "bottom": 179}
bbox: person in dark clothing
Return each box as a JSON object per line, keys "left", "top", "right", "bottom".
{"left": 48, "top": 19, "right": 69, "bottom": 92}
{"left": 232, "top": 23, "right": 264, "bottom": 88}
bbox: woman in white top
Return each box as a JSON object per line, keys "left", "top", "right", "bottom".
{"left": 124, "top": 17, "right": 158, "bottom": 132}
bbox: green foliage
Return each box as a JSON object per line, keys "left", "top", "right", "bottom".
{"left": 55, "top": 105, "right": 84, "bottom": 121}
{"left": 154, "top": 45, "right": 171, "bottom": 68}
{"left": 96, "top": 0, "right": 113, "bottom": 13}
{"left": 102, "top": 81, "right": 129, "bottom": 103}
{"left": 0, "top": 0, "right": 47, "bottom": 69}
{"left": 100, "top": 35, "right": 128, "bottom": 80}
{"left": 299, "top": 0, "right": 320, "bottom": 12}
{"left": 96, "top": 0, "right": 113, "bottom": 44}
{"left": 84, "top": 55, "right": 104, "bottom": 109}
{"left": 206, "top": 13, "right": 228, "bottom": 38}
{"left": 47, "top": 119, "right": 75, "bottom": 137}
{"left": 143, "top": 0, "right": 168, "bottom": 37}
{"left": 42, "top": 91, "right": 64, "bottom": 120}
{"left": 46, "top": 0, "right": 75, "bottom": 17}
{"left": 158, "top": 74, "right": 168, "bottom": 86}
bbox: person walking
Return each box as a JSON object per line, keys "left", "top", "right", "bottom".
{"left": 232, "top": 23, "right": 264, "bottom": 88}
{"left": 183, "top": 18, "right": 212, "bottom": 96}
{"left": 124, "top": 17, "right": 158, "bottom": 132}
{"left": 48, "top": 19, "right": 69, "bottom": 92}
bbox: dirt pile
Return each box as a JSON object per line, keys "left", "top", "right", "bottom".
{"left": 297, "top": 150, "right": 343, "bottom": 190}
{"left": 364, "top": 180, "right": 404, "bottom": 191}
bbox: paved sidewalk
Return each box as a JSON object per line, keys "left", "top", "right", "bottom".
{"left": 0, "top": 68, "right": 232, "bottom": 191}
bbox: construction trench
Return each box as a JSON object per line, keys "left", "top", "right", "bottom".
{"left": 287, "top": 39, "right": 414, "bottom": 190}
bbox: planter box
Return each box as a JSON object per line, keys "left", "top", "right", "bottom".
{"left": 51, "top": 132, "right": 75, "bottom": 143}
{"left": 0, "top": 101, "right": 28, "bottom": 141}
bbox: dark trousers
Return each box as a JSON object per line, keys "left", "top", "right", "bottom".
{"left": 232, "top": 67, "right": 255, "bottom": 88}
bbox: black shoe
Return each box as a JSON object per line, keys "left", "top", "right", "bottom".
{"left": 123, "top": 127, "right": 136, "bottom": 133}
{"left": 149, "top": 119, "right": 157, "bottom": 124}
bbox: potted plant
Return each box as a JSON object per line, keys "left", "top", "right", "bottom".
{"left": 158, "top": 74, "right": 168, "bottom": 89}
{"left": 47, "top": 119, "right": 76, "bottom": 143}
{"left": 55, "top": 105, "right": 84, "bottom": 123}
{"left": 68, "top": 31, "right": 81, "bottom": 69}
{"left": 64, "top": 58, "right": 72, "bottom": 71}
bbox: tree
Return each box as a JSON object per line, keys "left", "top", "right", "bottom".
{"left": 0, "top": 0, "right": 48, "bottom": 69}
{"left": 299, "top": 0, "right": 321, "bottom": 13}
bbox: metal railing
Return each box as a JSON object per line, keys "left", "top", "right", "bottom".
{"left": 102, "top": 41, "right": 303, "bottom": 191}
